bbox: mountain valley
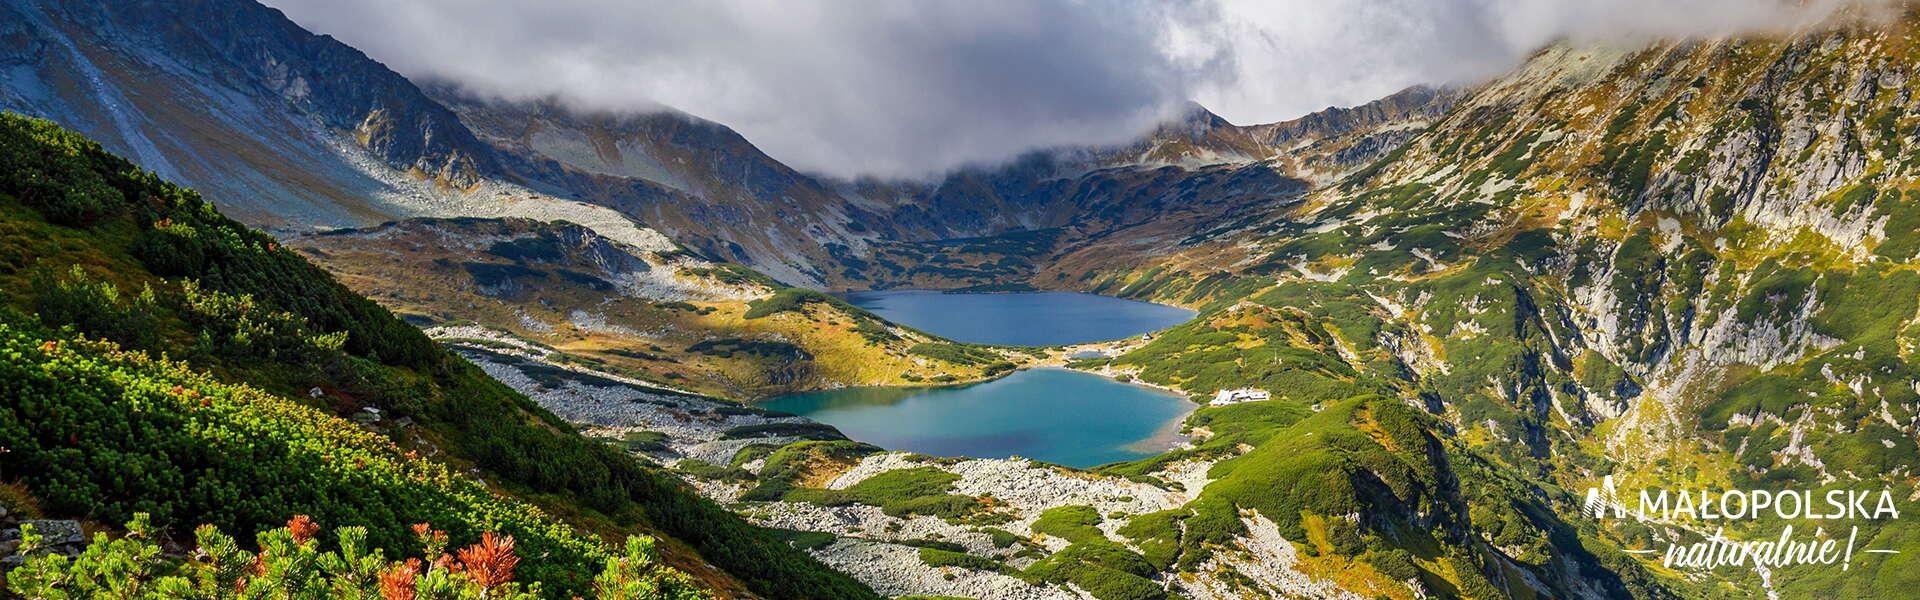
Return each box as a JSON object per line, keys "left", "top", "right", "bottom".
{"left": 4, "top": 1, "right": 1920, "bottom": 599}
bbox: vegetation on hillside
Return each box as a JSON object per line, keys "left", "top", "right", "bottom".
{"left": 1040, "top": 22, "right": 1920, "bottom": 599}
{"left": 0, "top": 112, "right": 878, "bottom": 599}
{"left": 0, "top": 319, "right": 606, "bottom": 590}
{"left": 8, "top": 514, "right": 703, "bottom": 599}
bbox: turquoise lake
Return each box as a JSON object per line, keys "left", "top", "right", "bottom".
{"left": 761, "top": 368, "right": 1191, "bottom": 468}
{"left": 841, "top": 290, "right": 1195, "bottom": 347}
{"left": 764, "top": 291, "right": 1199, "bottom": 468}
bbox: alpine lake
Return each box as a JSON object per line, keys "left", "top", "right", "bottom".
{"left": 760, "top": 290, "right": 1197, "bottom": 468}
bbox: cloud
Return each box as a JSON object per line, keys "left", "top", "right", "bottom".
{"left": 261, "top": 0, "right": 1845, "bottom": 179}
{"left": 1187, "top": 0, "right": 1852, "bottom": 127}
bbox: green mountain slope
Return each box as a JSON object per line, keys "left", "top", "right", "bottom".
{"left": 0, "top": 112, "right": 879, "bottom": 599}
{"left": 1037, "top": 12, "right": 1920, "bottom": 599}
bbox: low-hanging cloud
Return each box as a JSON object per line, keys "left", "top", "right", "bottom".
{"left": 262, "top": 0, "right": 1849, "bottom": 179}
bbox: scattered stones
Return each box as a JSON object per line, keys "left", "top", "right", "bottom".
{"left": 1177, "top": 514, "right": 1368, "bottom": 600}
{"left": 0, "top": 519, "right": 85, "bottom": 567}
{"left": 811, "top": 539, "right": 1075, "bottom": 600}
{"left": 462, "top": 349, "right": 817, "bottom": 466}
{"left": 21, "top": 520, "right": 82, "bottom": 547}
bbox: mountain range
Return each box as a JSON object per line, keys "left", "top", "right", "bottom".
{"left": 5, "top": 0, "right": 1920, "bottom": 599}
{"left": 0, "top": 0, "right": 1457, "bottom": 289}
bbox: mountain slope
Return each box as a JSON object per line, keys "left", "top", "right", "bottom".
{"left": 0, "top": 112, "right": 878, "bottom": 599}
{"left": 1035, "top": 10, "right": 1920, "bottom": 599}
{"left": 0, "top": 0, "right": 1463, "bottom": 293}
{"left": 290, "top": 216, "right": 1035, "bottom": 399}
{"left": 420, "top": 85, "right": 881, "bottom": 287}
{"left": 0, "top": 0, "right": 487, "bottom": 226}
{"left": 0, "top": 0, "right": 678, "bottom": 259}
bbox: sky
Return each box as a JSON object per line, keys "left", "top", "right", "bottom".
{"left": 263, "top": 0, "right": 1850, "bottom": 179}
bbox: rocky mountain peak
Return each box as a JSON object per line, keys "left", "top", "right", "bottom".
{"left": 1249, "top": 84, "right": 1461, "bottom": 148}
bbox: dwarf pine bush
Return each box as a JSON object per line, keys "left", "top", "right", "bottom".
{"left": 5, "top": 515, "right": 707, "bottom": 600}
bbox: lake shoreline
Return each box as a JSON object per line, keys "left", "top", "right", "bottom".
{"left": 759, "top": 289, "right": 1203, "bottom": 468}
{"left": 761, "top": 367, "right": 1193, "bottom": 468}
{"left": 1066, "top": 362, "right": 1194, "bottom": 400}
{"left": 1119, "top": 400, "right": 1198, "bottom": 455}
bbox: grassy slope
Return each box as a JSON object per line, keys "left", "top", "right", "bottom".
{"left": 0, "top": 112, "right": 880, "bottom": 599}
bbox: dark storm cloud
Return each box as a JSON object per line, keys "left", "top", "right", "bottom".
{"left": 261, "top": 0, "right": 1852, "bottom": 178}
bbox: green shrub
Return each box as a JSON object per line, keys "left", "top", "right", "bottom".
{"left": 687, "top": 338, "right": 811, "bottom": 361}
{"left": 743, "top": 288, "right": 834, "bottom": 319}
{"left": 654, "top": 301, "right": 715, "bottom": 315}
{"left": 906, "top": 343, "right": 1005, "bottom": 367}
{"left": 0, "top": 117, "right": 122, "bottom": 226}
{"left": 769, "top": 529, "right": 839, "bottom": 552}
{"left": 617, "top": 431, "right": 671, "bottom": 452}
{"left": 1032, "top": 506, "right": 1104, "bottom": 544}
{"left": 1361, "top": 548, "right": 1422, "bottom": 582}
{"left": 32, "top": 266, "right": 161, "bottom": 351}
{"left": 1116, "top": 510, "right": 1183, "bottom": 570}
{"left": 180, "top": 279, "right": 346, "bottom": 363}
{"left": 783, "top": 467, "right": 982, "bottom": 519}
{"left": 684, "top": 264, "right": 776, "bottom": 287}
{"left": 6, "top": 514, "right": 705, "bottom": 600}
{"left": 980, "top": 527, "right": 1023, "bottom": 549}
{"left": 720, "top": 421, "right": 845, "bottom": 441}
{"left": 673, "top": 459, "right": 752, "bottom": 482}
{"left": 1023, "top": 547, "right": 1164, "bottom": 600}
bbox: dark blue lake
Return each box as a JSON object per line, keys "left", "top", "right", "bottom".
{"left": 761, "top": 368, "right": 1192, "bottom": 468}
{"left": 841, "top": 290, "right": 1194, "bottom": 347}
